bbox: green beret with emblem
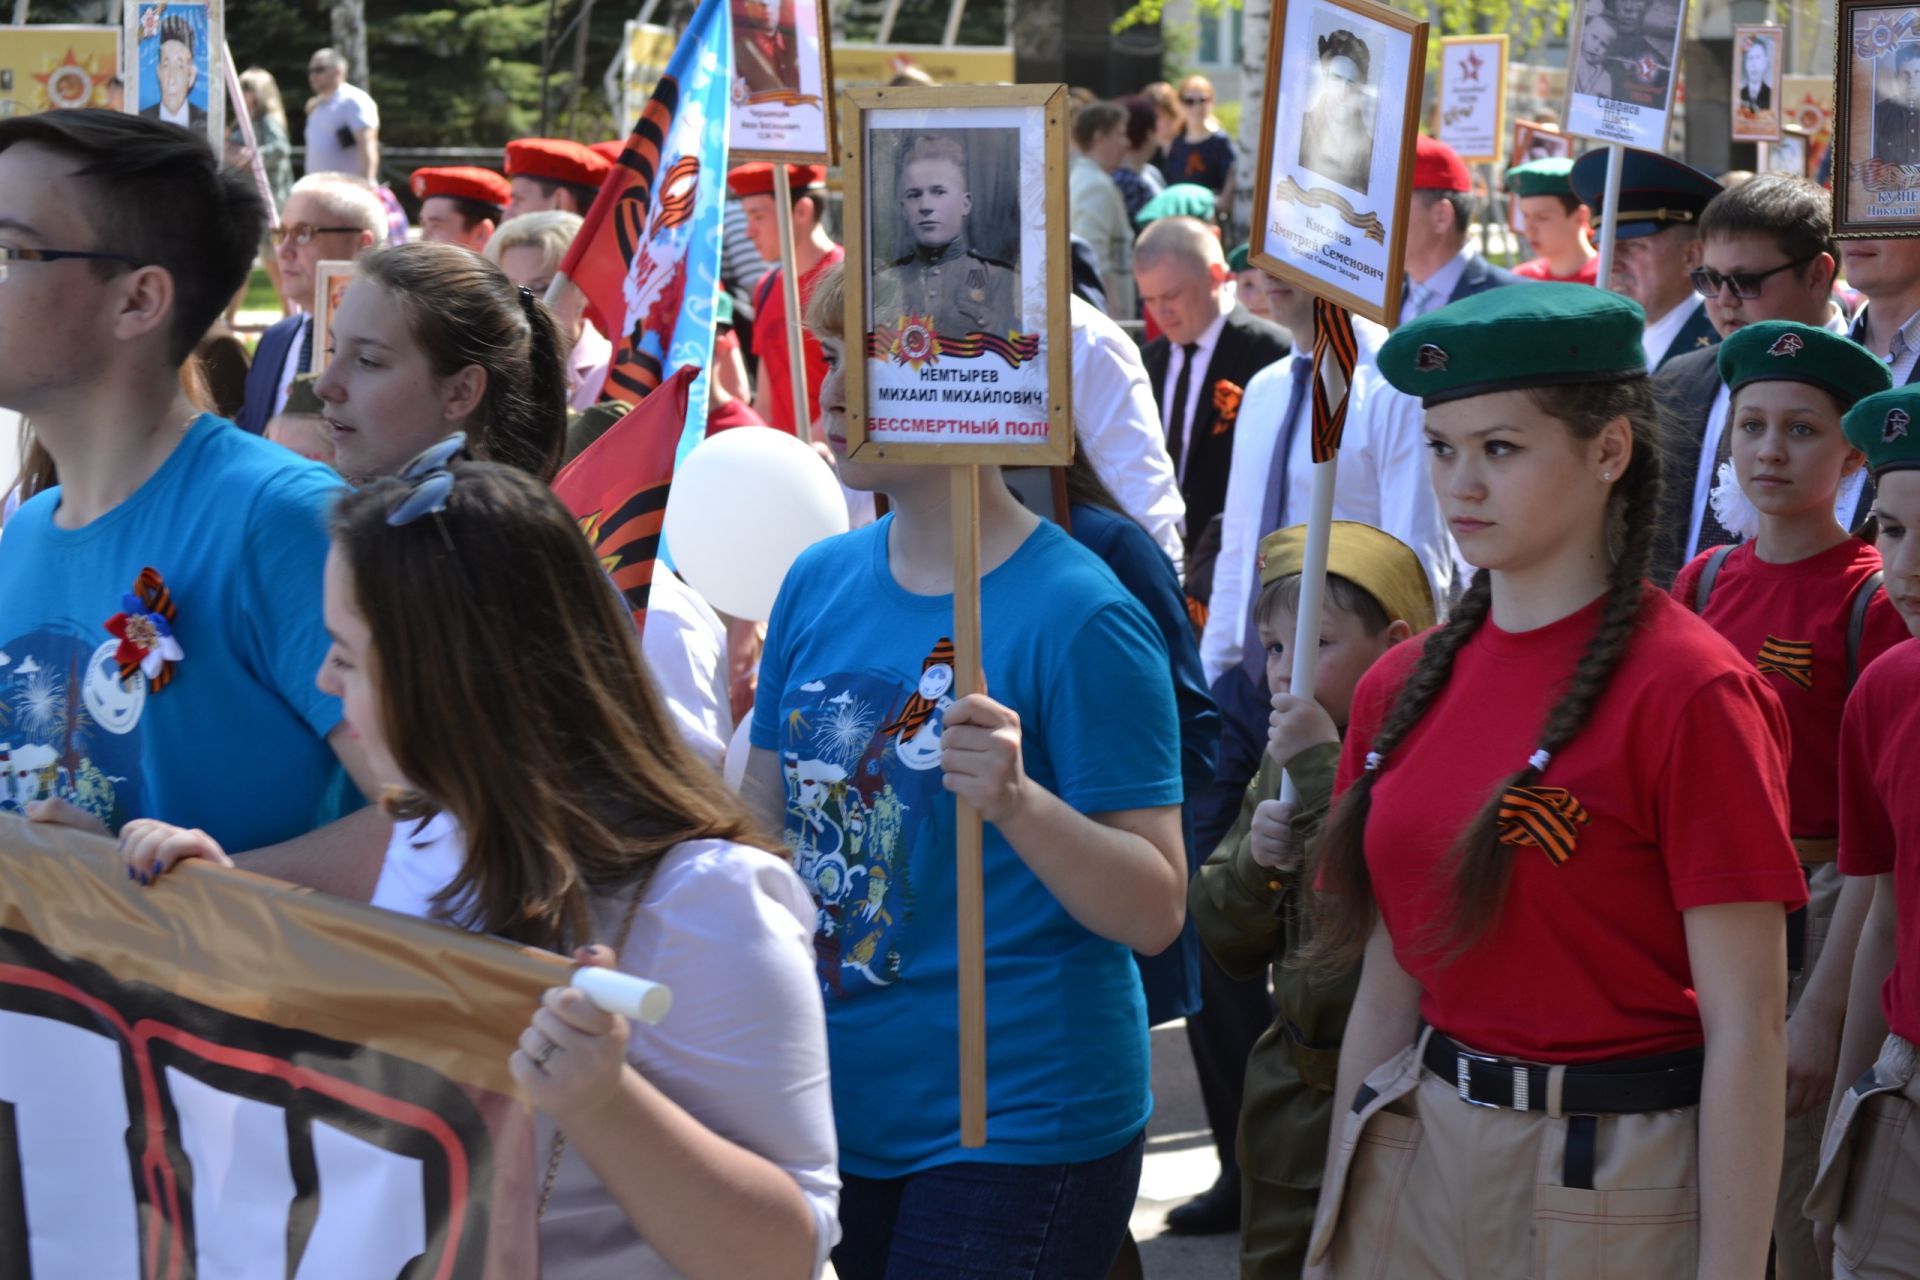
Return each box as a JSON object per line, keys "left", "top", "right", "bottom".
{"left": 1505, "top": 157, "right": 1576, "bottom": 201}
{"left": 1227, "top": 242, "right": 1251, "bottom": 272}
{"left": 1377, "top": 282, "right": 1647, "bottom": 406}
{"left": 1716, "top": 321, "right": 1889, "bottom": 411}
{"left": 1843, "top": 387, "right": 1920, "bottom": 478}
{"left": 1135, "top": 182, "right": 1216, "bottom": 227}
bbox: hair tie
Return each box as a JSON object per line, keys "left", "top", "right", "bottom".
{"left": 1363, "top": 751, "right": 1383, "bottom": 773}
{"left": 518, "top": 285, "right": 537, "bottom": 317}
{"left": 1527, "top": 749, "right": 1551, "bottom": 772}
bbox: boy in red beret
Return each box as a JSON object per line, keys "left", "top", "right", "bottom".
{"left": 504, "top": 138, "right": 610, "bottom": 218}
{"left": 409, "top": 165, "right": 510, "bottom": 253}
{"left": 726, "top": 162, "right": 841, "bottom": 435}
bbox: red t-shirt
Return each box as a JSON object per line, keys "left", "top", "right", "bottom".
{"left": 1514, "top": 256, "right": 1601, "bottom": 285}
{"left": 1838, "top": 639, "right": 1920, "bottom": 1044}
{"left": 1336, "top": 588, "right": 1805, "bottom": 1062}
{"left": 1673, "top": 539, "right": 1907, "bottom": 839}
{"left": 752, "top": 245, "right": 845, "bottom": 435}
{"left": 705, "top": 395, "right": 768, "bottom": 434}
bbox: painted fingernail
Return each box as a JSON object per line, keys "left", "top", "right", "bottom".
{"left": 126, "top": 866, "right": 135, "bottom": 881}
{"left": 138, "top": 870, "right": 151, "bottom": 886}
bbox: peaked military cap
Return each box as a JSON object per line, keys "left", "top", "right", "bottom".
{"left": 1569, "top": 147, "right": 1721, "bottom": 240}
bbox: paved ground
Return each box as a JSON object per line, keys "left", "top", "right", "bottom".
{"left": 1132, "top": 1018, "right": 1241, "bottom": 1277}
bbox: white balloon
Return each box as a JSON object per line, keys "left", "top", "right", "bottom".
{"left": 722, "top": 716, "right": 753, "bottom": 792}
{"left": 663, "top": 427, "right": 850, "bottom": 621}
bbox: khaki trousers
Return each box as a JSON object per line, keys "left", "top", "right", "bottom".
{"left": 1776, "top": 860, "right": 1842, "bottom": 1280}
{"left": 1306, "top": 1030, "right": 1701, "bottom": 1280}
{"left": 1807, "top": 1033, "right": 1920, "bottom": 1280}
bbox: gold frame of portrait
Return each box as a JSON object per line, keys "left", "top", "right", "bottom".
{"left": 309, "top": 260, "right": 356, "bottom": 378}
{"left": 1833, "top": 0, "right": 1920, "bottom": 238}
{"left": 1730, "top": 24, "right": 1785, "bottom": 143}
{"left": 1249, "top": 0, "right": 1427, "bottom": 328}
{"left": 121, "top": 0, "right": 224, "bottom": 150}
{"left": 730, "top": 0, "right": 839, "bottom": 164}
{"left": 1437, "top": 33, "right": 1509, "bottom": 164}
{"left": 839, "top": 82, "right": 1075, "bottom": 467}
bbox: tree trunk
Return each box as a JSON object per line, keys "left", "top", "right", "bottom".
{"left": 331, "top": 0, "right": 369, "bottom": 87}
{"left": 1234, "top": 0, "right": 1272, "bottom": 242}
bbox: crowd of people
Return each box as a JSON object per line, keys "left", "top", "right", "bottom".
{"left": 4, "top": 40, "right": 1920, "bottom": 1280}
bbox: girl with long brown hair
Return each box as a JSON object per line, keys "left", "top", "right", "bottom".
{"left": 1299, "top": 285, "right": 1804, "bottom": 1279}
{"left": 123, "top": 453, "right": 839, "bottom": 1279}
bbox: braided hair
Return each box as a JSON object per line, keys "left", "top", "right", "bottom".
{"left": 1301, "top": 375, "right": 1666, "bottom": 974}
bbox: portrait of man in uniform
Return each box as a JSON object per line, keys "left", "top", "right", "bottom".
{"left": 1298, "top": 25, "right": 1377, "bottom": 195}
{"left": 870, "top": 133, "right": 1021, "bottom": 339}
{"left": 733, "top": 0, "right": 799, "bottom": 97}
{"left": 137, "top": 11, "right": 207, "bottom": 138}
{"left": 1875, "top": 41, "right": 1920, "bottom": 165}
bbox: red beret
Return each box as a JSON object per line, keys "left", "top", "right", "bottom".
{"left": 504, "top": 138, "right": 610, "bottom": 189}
{"left": 409, "top": 165, "right": 511, "bottom": 208}
{"left": 1413, "top": 135, "right": 1471, "bottom": 192}
{"left": 590, "top": 139, "right": 625, "bottom": 165}
{"left": 725, "top": 162, "right": 827, "bottom": 198}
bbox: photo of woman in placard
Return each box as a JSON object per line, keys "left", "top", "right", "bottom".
{"left": 870, "top": 130, "right": 1021, "bottom": 341}
{"left": 1299, "top": 21, "right": 1378, "bottom": 195}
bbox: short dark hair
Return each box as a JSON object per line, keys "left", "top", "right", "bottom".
{"left": 1071, "top": 101, "right": 1127, "bottom": 151}
{"left": 1417, "top": 188, "right": 1472, "bottom": 235}
{"left": 159, "top": 14, "right": 196, "bottom": 56}
{"left": 1520, "top": 192, "right": 1585, "bottom": 217}
{"left": 1698, "top": 172, "right": 1835, "bottom": 267}
{"left": 1317, "top": 30, "right": 1372, "bottom": 81}
{"left": 439, "top": 195, "right": 504, "bottom": 229}
{"left": 525, "top": 175, "right": 601, "bottom": 212}
{"left": 1120, "top": 95, "right": 1158, "bottom": 151}
{"left": 0, "top": 109, "right": 264, "bottom": 366}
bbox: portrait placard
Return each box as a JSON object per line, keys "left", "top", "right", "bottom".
{"left": 1437, "top": 35, "right": 1509, "bottom": 163}
{"left": 1770, "top": 126, "right": 1811, "bottom": 177}
{"left": 1835, "top": 0, "right": 1920, "bottom": 235}
{"left": 309, "top": 260, "right": 355, "bottom": 377}
{"left": 1249, "top": 0, "right": 1426, "bottom": 327}
{"left": 1561, "top": 0, "right": 1686, "bottom": 150}
{"left": 1731, "top": 25, "right": 1784, "bottom": 142}
{"left": 729, "top": 0, "right": 835, "bottom": 162}
{"left": 841, "top": 84, "right": 1072, "bottom": 465}
{"left": 123, "top": 0, "right": 222, "bottom": 149}
{"left": 0, "top": 25, "right": 118, "bottom": 115}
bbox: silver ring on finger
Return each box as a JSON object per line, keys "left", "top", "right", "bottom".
{"left": 531, "top": 1032, "right": 561, "bottom": 1068}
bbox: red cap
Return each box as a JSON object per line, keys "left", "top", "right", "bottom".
{"left": 590, "top": 139, "right": 625, "bottom": 165}
{"left": 1413, "top": 135, "right": 1471, "bottom": 192}
{"left": 409, "top": 165, "right": 511, "bottom": 208}
{"left": 504, "top": 138, "right": 611, "bottom": 189}
{"left": 725, "top": 162, "right": 827, "bottom": 199}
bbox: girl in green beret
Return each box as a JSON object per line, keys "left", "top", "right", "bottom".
{"left": 1297, "top": 284, "right": 1804, "bottom": 1279}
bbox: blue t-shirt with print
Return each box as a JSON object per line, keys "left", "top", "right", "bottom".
{"left": 0, "top": 416, "right": 357, "bottom": 850}
{"left": 751, "top": 515, "right": 1184, "bottom": 1177}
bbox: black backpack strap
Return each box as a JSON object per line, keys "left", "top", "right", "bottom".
{"left": 1693, "top": 544, "right": 1736, "bottom": 614}
{"left": 1848, "top": 570, "right": 1885, "bottom": 690}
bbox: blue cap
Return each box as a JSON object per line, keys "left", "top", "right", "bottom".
{"left": 1569, "top": 147, "right": 1722, "bottom": 240}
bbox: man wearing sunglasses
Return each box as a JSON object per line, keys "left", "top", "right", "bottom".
{"left": 1650, "top": 174, "right": 1850, "bottom": 583}
{"left": 234, "top": 172, "right": 386, "bottom": 436}
{"left": 0, "top": 110, "right": 390, "bottom": 894}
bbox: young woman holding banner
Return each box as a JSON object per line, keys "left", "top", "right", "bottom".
{"left": 1297, "top": 285, "right": 1803, "bottom": 1279}
{"left": 124, "top": 453, "right": 838, "bottom": 1280}
{"left": 740, "top": 264, "right": 1187, "bottom": 1278}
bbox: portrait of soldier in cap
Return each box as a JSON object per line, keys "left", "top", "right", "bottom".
{"left": 1298, "top": 25, "right": 1377, "bottom": 195}
{"left": 871, "top": 133, "right": 1021, "bottom": 339}
{"left": 137, "top": 9, "right": 208, "bottom": 139}
{"left": 733, "top": 0, "right": 800, "bottom": 97}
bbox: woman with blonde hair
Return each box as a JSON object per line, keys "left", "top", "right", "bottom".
{"left": 227, "top": 67, "right": 293, "bottom": 312}
{"left": 1156, "top": 73, "right": 1237, "bottom": 202}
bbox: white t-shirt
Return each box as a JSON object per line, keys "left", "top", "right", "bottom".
{"left": 642, "top": 568, "right": 732, "bottom": 769}
{"left": 304, "top": 83, "right": 379, "bottom": 177}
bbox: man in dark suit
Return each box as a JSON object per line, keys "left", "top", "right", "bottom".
{"left": 1651, "top": 174, "right": 1847, "bottom": 584}
{"left": 1132, "top": 212, "right": 1288, "bottom": 1238}
{"left": 235, "top": 173, "right": 384, "bottom": 436}
{"left": 1398, "top": 135, "right": 1522, "bottom": 321}
{"left": 1571, "top": 147, "right": 1723, "bottom": 373}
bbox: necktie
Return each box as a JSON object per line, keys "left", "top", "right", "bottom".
{"left": 1692, "top": 410, "right": 1739, "bottom": 557}
{"left": 1241, "top": 358, "right": 1315, "bottom": 685}
{"left": 1166, "top": 341, "right": 1200, "bottom": 482}
{"left": 296, "top": 315, "right": 314, "bottom": 375}
{"left": 1404, "top": 280, "right": 1431, "bottom": 319}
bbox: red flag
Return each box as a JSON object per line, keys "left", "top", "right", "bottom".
{"left": 551, "top": 365, "right": 699, "bottom": 633}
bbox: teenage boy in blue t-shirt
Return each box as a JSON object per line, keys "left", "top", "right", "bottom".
{"left": 0, "top": 110, "right": 385, "bottom": 892}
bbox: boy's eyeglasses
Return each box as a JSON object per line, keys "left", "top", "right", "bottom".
{"left": 0, "top": 244, "right": 141, "bottom": 283}
{"left": 1688, "top": 255, "right": 1816, "bottom": 300}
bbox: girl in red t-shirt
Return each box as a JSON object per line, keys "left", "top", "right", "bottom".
{"left": 1297, "top": 286, "right": 1805, "bottom": 1280}
{"left": 1667, "top": 321, "right": 1899, "bottom": 1279}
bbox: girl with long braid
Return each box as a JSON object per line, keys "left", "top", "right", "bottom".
{"left": 1298, "top": 286, "right": 1806, "bottom": 1279}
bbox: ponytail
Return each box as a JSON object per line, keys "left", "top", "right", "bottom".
{"left": 1301, "top": 375, "right": 1666, "bottom": 975}
{"left": 499, "top": 287, "right": 569, "bottom": 483}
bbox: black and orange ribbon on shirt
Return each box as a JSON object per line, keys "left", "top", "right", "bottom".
{"left": 1310, "top": 297, "right": 1359, "bottom": 462}
{"left": 1756, "top": 636, "right": 1815, "bottom": 691}
{"left": 1497, "top": 786, "right": 1591, "bottom": 866}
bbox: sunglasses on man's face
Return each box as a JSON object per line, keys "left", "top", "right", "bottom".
{"left": 1688, "top": 254, "right": 1816, "bottom": 301}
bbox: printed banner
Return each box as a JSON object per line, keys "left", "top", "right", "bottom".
{"left": 0, "top": 815, "right": 556, "bottom": 1277}
{"left": 0, "top": 25, "right": 118, "bottom": 115}
{"left": 1437, "top": 35, "right": 1508, "bottom": 163}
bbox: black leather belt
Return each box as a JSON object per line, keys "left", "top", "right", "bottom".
{"left": 1423, "top": 1031, "right": 1703, "bottom": 1115}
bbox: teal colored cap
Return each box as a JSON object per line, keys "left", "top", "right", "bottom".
{"left": 1227, "top": 241, "right": 1250, "bottom": 272}
{"left": 1505, "top": 157, "right": 1576, "bottom": 201}
{"left": 1377, "top": 283, "right": 1647, "bottom": 405}
{"left": 1135, "top": 182, "right": 1215, "bottom": 226}
{"left": 1844, "top": 387, "right": 1920, "bottom": 478}
{"left": 1716, "top": 321, "right": 1890, "bottom": 411}
{"left": 715, "top": 290, "right": 734, "bottom": 328}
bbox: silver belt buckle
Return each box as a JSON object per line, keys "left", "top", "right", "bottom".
{"left": 1455, "top": 1051, "right": 1529, "bottom": 1110}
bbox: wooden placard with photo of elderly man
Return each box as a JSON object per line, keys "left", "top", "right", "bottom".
{"left": 122, "top": 0, "right": 222, "bottom": 148}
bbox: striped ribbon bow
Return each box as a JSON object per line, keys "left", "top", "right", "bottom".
{"left": 1310, "top": 297, "right": 1358, "bottom": 462}
{"left": 104, "top": 566, "right": 183, "bottom": 693}
{"left": 1756, "top": 636, "right": 1815, "bottom": 690}
{"left": 1496, "top": 786, "right": 1591, "bottom": 866}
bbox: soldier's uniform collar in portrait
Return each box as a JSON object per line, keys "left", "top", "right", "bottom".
{"left": 873, "top": 234, "right": 1020, "bottom": 339}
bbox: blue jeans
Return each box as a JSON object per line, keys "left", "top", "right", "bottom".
{"left": 832, "top": 1129, "right": 1147, "bottom": 1280}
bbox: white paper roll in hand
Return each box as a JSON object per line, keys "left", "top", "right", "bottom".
{"left": 572, "top": 966, "right": 673, "bottom": 1024}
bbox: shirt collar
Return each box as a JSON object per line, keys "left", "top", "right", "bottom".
{"left": 1413, "top": 245, "right": 1475, "bottom": 302}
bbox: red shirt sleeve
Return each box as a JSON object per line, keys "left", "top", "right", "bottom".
{"left": 1670, "top": 550, "right": 1710, "bottom": 609}
{"left": 1838, "top": 680, "right": 1898, "bottom": 876}
{"left": 1655, "top": 668, "right": 1806, "bottom": 911}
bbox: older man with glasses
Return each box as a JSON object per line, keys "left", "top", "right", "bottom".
{"left": 235, "top": 172, "right": 387, "bottom": 436}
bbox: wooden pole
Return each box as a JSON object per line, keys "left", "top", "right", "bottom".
{"left": 223, "top": 44, "right": 280, "bottom": 230}
{"left": 1595, "top": 143, "right": 1626, "bottom": 291}
{"left": 950, "top": 463, "right": 987, "bottom": 1148}
{"left": 773, "top": 164, "right": 815, "bottom": 444}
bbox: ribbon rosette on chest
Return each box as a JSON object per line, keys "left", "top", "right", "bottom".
{"left": 104, "top": 567, "right": 183, "bottom": 692}
{"left": 1211, "top": 379, "right": 1244, "bottom": 434}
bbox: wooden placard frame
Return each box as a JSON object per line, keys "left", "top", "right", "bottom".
{"left": 729, "top": 0, "right": 839, "bottom": 164}
{"left": 1560, "top": 0, "right": 1688, "bottom": 150}
{"left": 1248, "top": 0, "right": 1427, "bottom": 329}
{"left": 840, "top": 82, "right": 1075, "bottom": 466}
{"left": 1834, "top": 0, "right": 1920, "bottom": 238}
{"left": 122, "top": 0, "right": 223, "bottom": 151}
{"left": 310, "top": 260, "right": 356, "bottom": 377}
{"left": 1731, "top": 24, "right": 1786, "bottom": 143}
{"left": 1437, "top": 33, "right": 1510, "bottom": 164}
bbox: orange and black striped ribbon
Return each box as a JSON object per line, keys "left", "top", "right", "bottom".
{"left": 1756, "top": 636, "right": 1815, "bottom": 691}
{"left": 1496, "top": 785, "right": 1591, "bottom": 866}
{"left": 119, "top": 566, "right": 178, "bottom": 692}
{"left": 1310, "top": 297, "right": 1358, "bottom": 462}
{"left": 882, "top": 637, "right": 957, "bottom": 739}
